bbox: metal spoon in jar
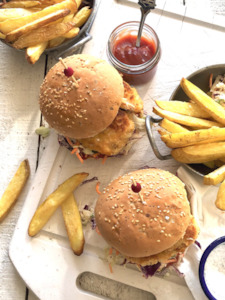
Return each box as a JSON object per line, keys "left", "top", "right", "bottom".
{"left": 136, "top": 0, "right": 156, "bottom": 47}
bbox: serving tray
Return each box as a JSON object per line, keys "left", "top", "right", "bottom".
{"left": 9, "top": 130, "right": 193, "bottom": 300}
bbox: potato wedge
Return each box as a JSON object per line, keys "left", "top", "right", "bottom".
{"left": 28, "top": 172, "right": 88, "bottom": 237}
{"left": 161, "top": 127, "right": 225, "bottom": 148}
{"left": 159, "top": 118, "right": 189, "bottom": 133}
{"left": 0, "top": 8, "right": 32, "bottom": 22}
{"left": 204, "top": 165, "right": 225, "bottom": 185}
{"left": 181, "top": 78, "right": 225, "bottom": 125}
{"left": 1, "top": 1, "right": 40, "bottom": 9}
{"left": 72, "top": 6, "right": 91, "bottom": 28}
{"left": 6, "top": 8, "right": 70, "bottom": 42}
{"left": 63, "top": 26, "right": 79, "bottom": 38}
{"left": 155, "top": 100, "right": 211, "bottom": 119}
{"left": 153, "top": 106, "right": 223, "bottom": 129}
{"left": 0, "top": 0, "right": 77, "bottom": 34}
{"left": 171, "top": 142, "right": 225, "bottom": 164}
{"left": 25, "top": 41, "right": 48, "bottom": 64}
{"left": 61, "top": 194, "right": 84, "bottom": 255}
{"left": 215, "top": 179, "right": 225, "bottom": 210}
{"left": 0, "top": 159, "right": 30, "bottom": 222}
{"left": 13, "top": 21, "right": 76, "bottom": 49}
{"left": 48, "top": 12, "right": 73, "bottom": 47}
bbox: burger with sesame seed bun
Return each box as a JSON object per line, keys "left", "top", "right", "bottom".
{"left": 39, "top": 54, "right": 145, "bottom": 161}
{"left": 95, "top": 168, "right": 199, "bottom": 277}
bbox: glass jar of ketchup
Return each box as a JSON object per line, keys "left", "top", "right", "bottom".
{"left": 107, "top": 21, "right": 161, "bottom": 84}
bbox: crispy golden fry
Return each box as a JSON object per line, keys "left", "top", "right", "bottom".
{"left": 28, "top": 172, "right": 88, "bottom": 237}
{"left": 215, "top": 179, "right": 225, "bottom": 210}
{"left": 0, "top": 0, "right": 77, "bottom": 34}
{"left": 161, "top": 127, "right": 225, "bottom": 149}
{"left": 75, "top": 0, "right": 82, "bottom": 8}
{"left": 158, "top": 128, "right": 169, "bottom": 136}
{"left": 6, "top": 8, "right": 70, "bottom": 42}
{"left": 61, "top": 194, "right": 84, "bottom": 255}
{"left": 1, "top": 1, "right": 40, "bottom": 9}
{"left": 48, "top": 12, "right": 73, "bottom": 47}
{"left": 13, "top": 21, "right": 75, "bottom": 49}
{"left": 25, "top": 41, "right": 47, "bottom": 64}
{"left": 203, "top": 161, "right": 215, "bottom": 169}
{"left": 181, "top": 78, "right": 225, "bottom": 126}
{"left": 0, "top": 32, "right": 5, "bottom": 39}
{"left": 153, "top": 106, "right": 223, "bottom": 129}
{"left": 155, "top": 100, "right": 211, "bottom": 119}
{"left": 0, "top": 8, "right": 32, "bottom": 22}
{"left": 171, "top": 142, "right": 225, "bottom": 164}
{"left": 159, "top": 118, "right": 189, "bottom": 133}
{"left": 0, "top": 159, "right": 30, "bottom": 222}
{"left": 63, "top": 26, "right": 79, "bottom": 38}
{"left": 204, "top": 165, "right": 225, "bottom": 185}
{"left": 72, "top": 6, "right": 91, "bottom": 27}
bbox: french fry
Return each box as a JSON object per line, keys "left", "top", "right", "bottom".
{"left": 161, "top": 126, "right": 225, "bottom": 149}
{"left": 204, "top": 165, "right": 225, "bottom": 185}
{"left": 13, "top": 21, "right": 76, "bottom": 49}
{"left": 61, "top": 194, "right": 84, "bottom": 255}
{"left": 203, "top": 161, "right": 215, "bottom": 169}
{"left": 215, "top": 179, "right": 225, "bottom": 210}
{"left": 0, "top": 32, "right": 5, "bottom": 39}
{"left": 0, "top": 0, "right": 77, "bottom": 34}
{"left": 25, "top": 41, "right": 48, "bottom": 64}
{"left": 48, "top": 11, "right": 73, "bottom": 48}
{"left": 1, "top": 1, "right": 40, "bottom": 9}
{"left": 155, "top": 100, "right": 211, "bottom": 119}
{"left": 6, "top": 8, "right": 70, "bottom": 42}
{"left": 159, "top": 118, "right": 189, "bottom": 133}
{"left": 171, "top": 142, "right": 225, "bottom": 164}
{"left": 0, "top": 8, "right": 32, "bottom": 22}
{"left": 72, "top": 6, "right": 91, "bottom": 27}
{"left": 158, "top": 128, "right": 169, "bottom": 136}
{"left": 28, "top": 172, "right": 88, "bottom": 237}
{"left": 153, "top": 106, "right": 223, "bottom": 129}
{"left": 0, "top": 159, "right": 30, "bottom": 222}
{"left": 181, "top": 78, "right": 225, "bottom": 126}
{"left": 75, "top": 0, "right": 82, "bottom": 8}
{"left": 63, "top": 26, "right": 79, "bottom": 38}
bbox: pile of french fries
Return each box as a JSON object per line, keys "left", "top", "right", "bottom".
{"left": 0, "top": 0, "right": 92, "bottom": 64}
{"left": 28, "top": 172, "right": 89, "bottom": 255}
{"left": 153, "top": 77, "right": 225, "bottom": 211}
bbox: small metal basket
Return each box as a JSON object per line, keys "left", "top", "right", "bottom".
{"left": 145, "top": 64, "right": 225, "bottom": 177}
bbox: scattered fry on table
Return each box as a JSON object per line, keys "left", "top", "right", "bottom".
{"left": 0, "top": 159, "right": 30, "bottom": 222}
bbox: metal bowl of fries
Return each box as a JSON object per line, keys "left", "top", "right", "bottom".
{"left": 146, "top": 64, "right": 225, "bottom": 177}
{"left": 0, "top": 0, "right": 98, "bottom": 64}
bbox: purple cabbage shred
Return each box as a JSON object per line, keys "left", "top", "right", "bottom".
{"left": 140, "top": 262, "right": 161, "bottom": 278}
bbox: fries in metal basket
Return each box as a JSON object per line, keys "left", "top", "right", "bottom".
{"left": 28, "top": 172, "right": 88, "bottom": 237}
{"left": 0, "top": 0, "right": 92, "bottom": 63}
{"left": 0, "top": 159, "right": 30, "bottom": 222}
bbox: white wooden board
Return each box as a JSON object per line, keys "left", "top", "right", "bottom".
{"left": 7, "top": 0, "right": 225, "bottom": 299}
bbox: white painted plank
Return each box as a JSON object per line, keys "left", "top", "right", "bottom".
{"left": 0, "top": 42, "right": 46, "bottom": 300}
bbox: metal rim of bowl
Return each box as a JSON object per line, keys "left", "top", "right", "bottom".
{"left": 199, "top": 236, "right": 225, "bottom": 300}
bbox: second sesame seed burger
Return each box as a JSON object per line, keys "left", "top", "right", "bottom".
{"left": 39, "top": 54, "right": 145, "bottom": 160}
{"left": 95, "top": 168, "right": 199, "bottom": 276}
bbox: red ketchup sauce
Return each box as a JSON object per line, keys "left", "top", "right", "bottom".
{"left": 113, "top": 33, "right": 156, "bottom": 66}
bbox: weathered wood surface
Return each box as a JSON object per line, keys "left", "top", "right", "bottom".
{"left": 0, "top": 0, "right": 225, "bottom": 299}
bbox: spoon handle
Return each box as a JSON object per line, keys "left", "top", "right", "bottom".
{"left": 136, "top": 6, "right": 151, "bottom": 47}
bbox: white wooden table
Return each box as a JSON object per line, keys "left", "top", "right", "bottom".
{"left": 0, "top": 1, "right": 225, "bottom": 300}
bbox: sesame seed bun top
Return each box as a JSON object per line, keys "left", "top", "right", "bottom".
{"left": 95, "top": 168, "right": 191, "bottom": 258}
{"left": 39, "top": 54, "right": 124, "bottom": 139}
